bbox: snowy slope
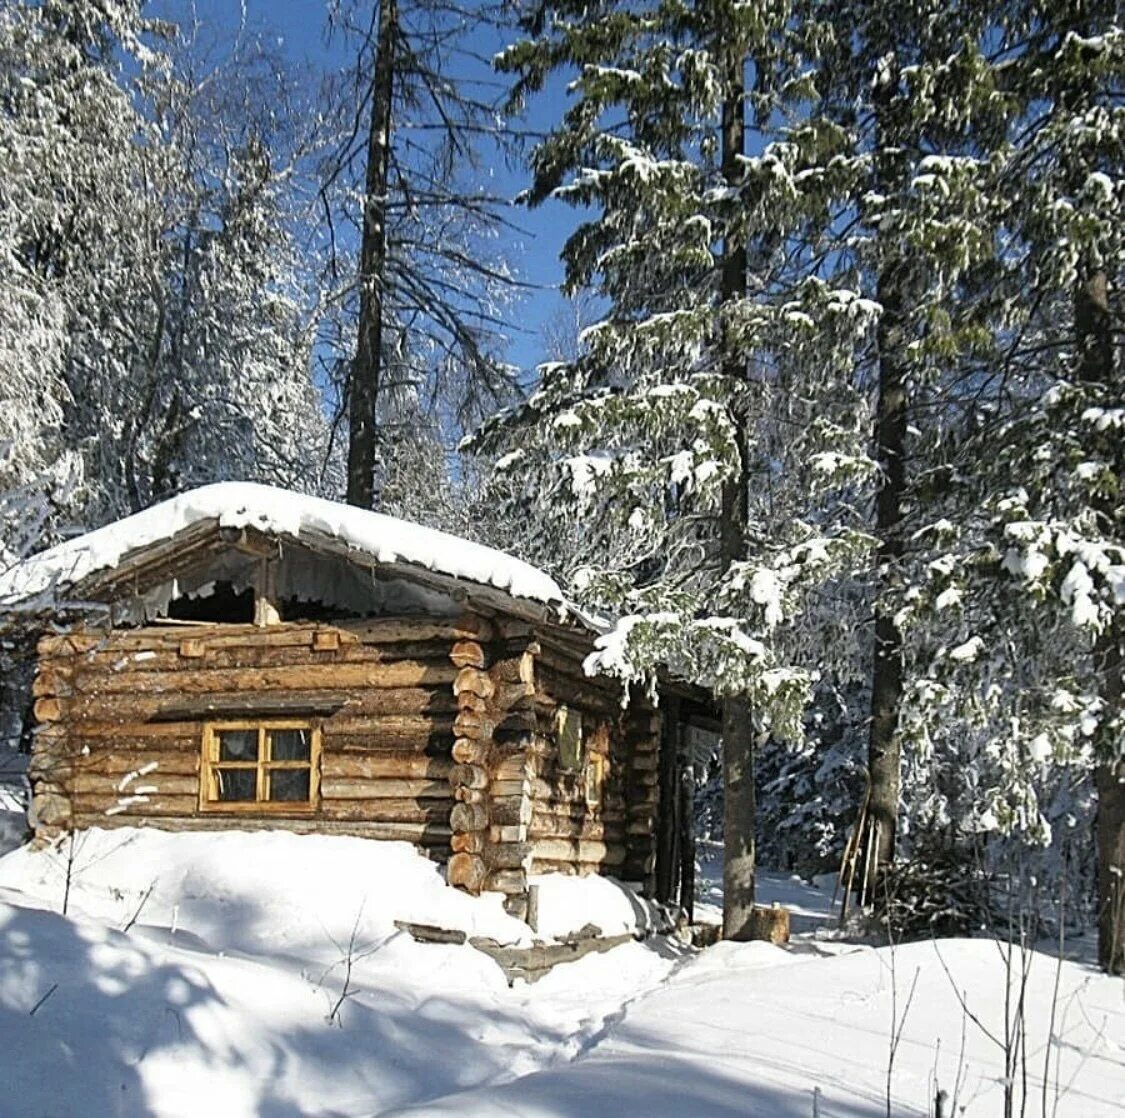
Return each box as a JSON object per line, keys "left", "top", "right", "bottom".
{"left": 386, "top": 938, "right": 1125, "bottom": 1117}
{"left": 0, "top": 830, "right": 675, "bottom": 1117}
{"left": 0, "top": 481, "right": 565, "bottom": 609}
{"left": 1, "top": 830, "right": 1121, "bottom": 1118}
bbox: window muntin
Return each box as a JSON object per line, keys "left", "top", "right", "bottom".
{"left": 201, "top": 721, "right": 320, "bottom": 812}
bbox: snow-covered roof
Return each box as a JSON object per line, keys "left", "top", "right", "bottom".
{"left": 0, "top": 481, "right": 568, "bottom": 615}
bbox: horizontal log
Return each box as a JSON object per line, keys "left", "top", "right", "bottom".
{"left": 51, "top": 684, "right": 457, "bottom": 726}
{"left": 489, "top": 824, "right": 526, "bottom": 844}
{"left": 321, "top": 717, "right": 455, "bottom": 749}
{"left": 489, "top": 652, "right": 535, "bottom": 688}
{"left": 490, "top": 779, "right": 528, "bottom": 799}
{"left": 530, "top": 801, "right": 626, "bottom": 824}
{"left": 33, "top": 698, "right": 62, "bottom": 723}
{"left": 69, "top": 660, "right": 458, "bottom": 697}
{"left": 495, "top": 754, "right": 532, "bottom": 781}
{"left": 68, "top": 640, "right": 459, "bottom": 676}
{"left": 449, "top": 802, "right": 488, "bottom": 833}
{"left": 484, "top": 868, "right": 527, "bottom": 895}
{"left": 68, "top": 813, "right": 452, "bottom": 845}
{"left": 449, "top": 763, "right": 488, "bottom": 790}
{"left": 70, "top": 792, "right": 200, "bottom": 818}
{"left": 448, "top": 852, "right": 487, "bottom": 893}
{"left": 71, "top": 773, "right": 198, "bottom": 797}
{"left": 453, "top": 786, "right": 486, "bottom": 805}
{"left": 452, "top": 710, "right": 496, "bottom": 740}
{"left": 494, "top": 681, "right": 535, "bottom": 710}
{"left": 450, "top": 641, "right": 486, "bottom": 669}
{"left": 489, "top": 794, "right": 532, "bottom": 827}
{"left": 485, "top": 842, "right": 531, "bottom": 870}
{"left": 32, "top": 669, "right": 69, "bottom": 698}
{"left": 30, "top": 748, "right": 200, "bottom": 778}
{"left": 30, "top": 792, "right": 70, "bottom": 826}
{"left": 451, "top": 739, "right": 492, "bottom": 765}
{"left": 453, "top": 667, "right": 495, "bottom": 700}
{"left": 342, "top": 615, "right": 493, "bottom": 644}
{"left": 321, "top": 755, "right": 453, "bottom": 780}
{"left": 319, "top": 778, "right": 450, "bottom": 800}
{"left": 318, "top": 799, "right": 452, "bottom": 823}
{"left": 531, "top": 838, "right": 624, "bottom": 866}
{"left": 455, "top": 692, "right": 489, "bottom": 714}
{"left": 528, "top": 818, "right": 621, "bottom": 842}
{"left": 450, "top": 831, "right": 484, "bottom": 854}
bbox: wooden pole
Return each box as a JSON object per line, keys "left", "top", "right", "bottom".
{"left": 655, "top": 695, "right": 680, "bottom": 903}
{"left": 677, "top": 722, "right": 695, "bottom": 924}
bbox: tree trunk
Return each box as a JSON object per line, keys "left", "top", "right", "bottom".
{"left": 347, "top": 0, "right": 397, "bottom": 509}
{"left": 719, "top": 46, "right": 756, "bottom": 941}
{"left": 860, "top": 64, "right": 908, "bottom": 905}
{"left": 1076, "top": 267, "right": 1124, "bottom": 975}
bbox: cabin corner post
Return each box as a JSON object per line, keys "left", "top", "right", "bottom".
{"left": 28, "top": 632, "right": 78, "bottom": 842}
{"left": 446, "top": 615, "right": 536, "bottom": 919}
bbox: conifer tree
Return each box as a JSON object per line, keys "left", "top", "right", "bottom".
{"left": 484, "top": 0, "right": 878, "bottom": 936}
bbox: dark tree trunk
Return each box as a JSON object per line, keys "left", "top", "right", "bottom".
{"left": 718, "top": 48, "right": 756, "bottom": 940}
{"left": 1076, "top": 267, "right": 1124, "bottom": 975}
{"left": 860, "top": 66, "right": 908, "bottom": 905}
{"left": 347, "top": 0, "right": 397, "bottom": 509}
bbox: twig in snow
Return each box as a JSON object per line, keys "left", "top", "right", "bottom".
{"left": 29, "top": 982, "right": 58, "bottom": 1016}
{"left": 122, "top": 882, "right": 156, "bottom": 933}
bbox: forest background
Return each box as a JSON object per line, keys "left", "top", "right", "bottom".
{"left": 0, "top": 0, "right": 1121, "bottom": 972}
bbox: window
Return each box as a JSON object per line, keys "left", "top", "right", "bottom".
{"left": 584, "top": 753, "right": 606, "bottom": 807}
{"left": 555, "top": 706, "right": 583, "bottom": 771}
{"left": 200, "top": 721, "right": 320, "bottom": 812}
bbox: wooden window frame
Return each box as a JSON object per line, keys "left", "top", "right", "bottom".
{"left": 200, "top": 719, "right": 321, "bottom": 814}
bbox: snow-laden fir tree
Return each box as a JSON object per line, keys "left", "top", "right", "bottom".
{"left": 482, "top": 0, "right": 879, "bottom": 937}
{"left": 893, "top": 2, "right": 1124, "bottom": 970}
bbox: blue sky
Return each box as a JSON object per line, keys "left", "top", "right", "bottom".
{"left": 152, "top": 0, "right": 578, "bottom": 376}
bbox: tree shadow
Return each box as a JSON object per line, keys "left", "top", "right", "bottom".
{"left": 0, "top": 900, "right": 225, "bottom": 1117}
{"left": 377, "top": 1049, "right": 890, "bottom": 1117}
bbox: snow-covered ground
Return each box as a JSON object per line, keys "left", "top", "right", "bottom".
{"left": 0, "top": 827, "right": 1121, "bottom": 1117}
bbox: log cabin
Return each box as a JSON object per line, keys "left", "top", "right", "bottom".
{"left": 0, "top": 483, "right": 714, "bottom": 920}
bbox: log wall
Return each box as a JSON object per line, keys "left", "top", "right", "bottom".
{"left": 527, "top": 641, "right": 660, "bottom": 887}
{"left": 29, "top": 613, "right": 666, "bottom": 909}
{"left": 29, "top": 617, "right": 488, "bottom": 853}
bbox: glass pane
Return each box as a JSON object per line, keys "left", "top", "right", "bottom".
{"left": 214, "top": 768, "right": 256, "bottom": 802}
{"left": 217, "top": 729, "right": 258, "bottom": 762}
{"left": 270, "top": 728, "right": 311, "bottom": 762}
{"left": 556, "top": 706, "right": 583, "bottom": 771}
{"left": 268, "top": 769, "right": 310, "bottom": 802}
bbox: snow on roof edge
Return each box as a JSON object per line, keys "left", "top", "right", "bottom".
{"left": 0, "top": 482, "right": 576, "bottom": 620}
